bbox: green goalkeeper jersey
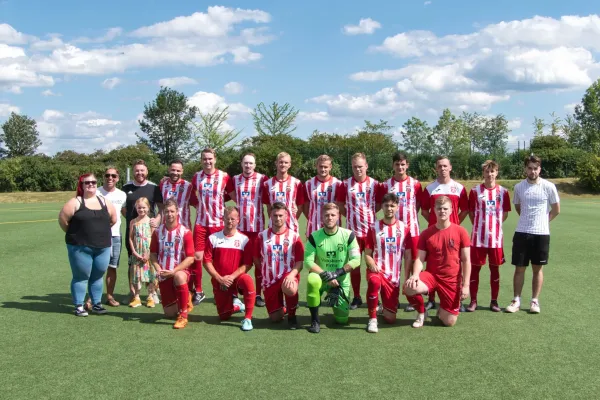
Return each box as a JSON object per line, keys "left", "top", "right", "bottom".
{"left": 304, "top": 227, "right": 361, "bottom": 284}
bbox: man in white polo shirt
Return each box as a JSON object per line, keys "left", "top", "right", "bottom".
{"left": 506, "top": 155, "right": 560, "bottom": 314}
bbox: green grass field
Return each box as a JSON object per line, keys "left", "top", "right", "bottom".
{"left": 1, "top": 198, "right": 600, "bottom": 399}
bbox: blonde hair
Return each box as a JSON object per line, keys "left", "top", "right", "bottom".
{"left": 321, "top": 202, "right": 339, "bottom": 214}
{"left": 135, "top": 197, "right": 151, "bottom": 209}
{"left": 276, "top": 152, "right": 291, "bottom": 162}
{"left": 316, "top": 154, "right": 332, "bottom": 165}
{"left": 482, "top": 160, "right": 499, "bottom": 171}
{"left": 434, "top": 196, "right": 452, "bottom": 208}
{"left": 224, "top": 205, "right": 240, "bottom": 218}
{"left": 201, "top": 148, "right": 217, "bottom": 158}
{"left": 351, "top": 152, "right": 366, "bottom": 162}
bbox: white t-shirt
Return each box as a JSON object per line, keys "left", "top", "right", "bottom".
{"left": 98, "top": 186, "right": 127, "bottom": 237}
{"left": 513, "top": 178, "right": 559, "bottom": 235}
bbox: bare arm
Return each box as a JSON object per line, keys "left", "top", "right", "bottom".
{"left": 502, "top": 213, "right": 509, "bottom": 222}
{"left": 58, "top": 198, "right": 79, "bottom": 233}
{"left": 421, "top": 208, "right": 430, "bottom": 222}
{"left": 515, "top": 204, "right": 521, "bottom": 216}
{"left": 458, "top": 210, "right": 469, "bottom": 224}
{"left": 150, "top": 253, "right": 160, "bottom": 273}
{"left": 549, "top": 202, "right": 560, "bottom": 222}
{"left": 128, "top": 220, "right": 140, "bottom": 259}
{"left": 403, "top": 250, "right": 413, "bottom": 281}
{"left": 172, "top": 256, "right": 194, "bottom": 274}
{"left": 364, "top": 248, "right": 378, "bottom": 273}
{"left": 229, "top": 190, "right": 237, "bottom": 203}
{"left": 203, "top": 261, "right": 224, "bottom": 284}
{"left": 336, "top": 201, "right": 346, "bottom": 217}
{"left": 460, "top": 247, "right": 471, "bottom": 300}
{"left": 105, "top": 198, "right": 117, "bottom": 227}
{"left": 151, "top": 202, "right": 164, "bottom": 227}
{"left": 302, "top": 202, "right": 310, "bottom": 219}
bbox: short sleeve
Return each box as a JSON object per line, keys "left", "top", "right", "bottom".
{"left": 225, "top": 177, "right": 235, "bottom": 195}
{"left": 375, "top": 182, "right": 386, "bottom": 203}
{"left": 503, "top": 190, "right": 511, "bottom": 212}
{"left": 414, "top": 181, "right": 423, "bottom": 202}
{"left": 421, "top": 188, "right": 431, "bottom": 211}
{"left": 262, "top": 181, "right": 271, "bottom": 205}
{"left": 459, "top": 188, "right": 469, "bottom": 213}
{"left": 203, "top": 237, "right": 214, "bottom": 263}
{"left": 189, "top": 189, "right": 199, "bottom": 208}
{"left": 293, "top": 239, "right": 305, "bottom": 262}
{"left": 468, "top": 189, "right": 477, "bottom": 212}
{"left": 459, "top": 226, "right": 471, "bottom": 249}
{"left": 242, "top": 239, "right": 253, "bottom": 266}
{"left": 183, "top": 230, "right": 195, "bottom": 257}
{"left": 295, "top": 182, "right": 305, "bottom": 206}
{"left": 513, "top": 185, "right": 520, "bottom": 205}
{"left": 548, "top": 183, "right": 560, "bottom": 205}
{"left": 253, "top": 234, "right": 263, "bottom": 259}
{"left": 335, "top": 182, "right": 347, "bottom": 202}
{"left": 417, "top": 230, "right": 428, "bottom": 252}
{"left": 403, "top": 226, "right": 411, "bottom": 250}
{"left": 365, "top": 227, "right": 375, "bottom": 250}
{"left": 150, "top": 230, "right": 159, "bottom": 253}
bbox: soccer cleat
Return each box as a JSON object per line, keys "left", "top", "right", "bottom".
{"left": 459, "top": 303, "right": 466, "bottom": 313}
{"left": 425, "top": 300, "right": 436, "bottom": 310}
{"left": 146, "top": 296, "right": 155, "bottom": 308}
{"left": 405, "top": 304, "right": 415, "bottom": 312}
{"left": 308, "top": 320, "right": 320, "bottom": 334}
{"left": 349, "top": 296, "right": 363, "bottom": 310}
{"left": 192, "top": 291, "right": 205, "bottom": 306}
{"left": 241, "top": 318, "right": 253, "bottom": 331}
{"left": 376, "top": 301, "right": 383, "bottom": 315}
{"left": 288, "top": 315, "right": 298, "bottom": 330}
{"left": 233, "top": 297, "right": 245, "bottom": 313}
{"left": 367, "top": 318, "right": 379, "bottom": 333}
{"left": 490, "top": 300, "right": 501, "bottom": 312}
{"left": 74, "top": 306, "right": 88, "bottom": 317}
{"left": 173, "top": 315, "right": 188, "bottom": 329}
{"left": 466, "top": 301, "right": 477, "bottom": 312}
{"left": 152, "top": 292, "right": 160, "bottom": 304}
{"left": 505, "top": 300, "right": 520, "bottom": 313}
{"left": 255, "top": 295, "right": 266, "bottom": 307}
{"left": 529, "top": 300, "right": 541, "bottom": 314}
{"left": 412, "top": 312, "right": 426, "bottom": 328}
{"left": 129, "top": 297, "right": 142, "bottom": 308}
{"left": 91, "top": 304, "right": 108, "bottom": 315}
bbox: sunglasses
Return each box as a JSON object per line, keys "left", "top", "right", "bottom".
{"left": 83, "top": 180, "right": 97, "bottom": 186}
{"left": 105, "top": 174, "right": 118, "bottom": 178}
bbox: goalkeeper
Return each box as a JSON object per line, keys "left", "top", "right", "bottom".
{"left": 304, "top": 202, "right": 361, "bottom": 333}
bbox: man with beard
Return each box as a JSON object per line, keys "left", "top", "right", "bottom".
{"left": 159, "top": 159, "right": 197, "bottom": 230}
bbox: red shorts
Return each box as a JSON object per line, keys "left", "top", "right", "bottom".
{"left": 211, "top": 275, "right": 250, "bottom": 317}
{"left": 157, "top": 271, "right": 190, "bottom": 307}
{"left": 194, "top": 225, "right": 223, "bottom": 252}
{"left": 418, "top": 271, "right": 462, "bottom": 315}
{"left": 356, "top": 236, "right": 367, "bottom": 252}
{"left": 471, "top": 247, "right": 505, "bottom": 266}
{"left": 367, "top": 270, "right": 399, "bottom": 314}
{"left": 263, "top": 272, "right": 299, "bottom": 314}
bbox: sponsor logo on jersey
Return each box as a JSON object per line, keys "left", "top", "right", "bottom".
{"left": 385, "top": 237, "right": 396, "bottom": 243}
{"left": 327, "top": 186, "right": 333, "bottom": 192}
{"left": 397, "top": 192, "right": 406, "bottom": 198}
{"left": 486, "top": 200, "right": 496, "bottom": 207}
{"left": 234, "top": 240, "right": 240, "bottom": 247}
{"left": 272, "top": 244, "right": 283, "bottom": 253}
{"left": 283, "top": 238, "right": 290, "bottom": 245}
{"left": 203, "top": 183, "right": 213, "bottom": 189}
{"left": 275, "top": 191, "right": 286, "bottom": 202}
{"left": 241, "top": 191, "right": 251, "bottom": 199}
{"left": 451, "top": 186, "right": 457, "bottom": 193}
{"left": 326, "top": 251, "right": 337, "bottom": 257}
{"left": 168, "top": 190, "right": 178, "bottom": 197}
{"left": 337, "top": 243, "right": 344, "bottom": 252}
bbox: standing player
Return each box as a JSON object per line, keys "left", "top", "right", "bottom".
{"left": 262, "top": 152, "right": 305, "bottom": 233}
{"left": 254, "top": 202, "right": 305, "bottom": 329}
{"left": 159, "top": 160, "right": 197, "bottom": 229}
{"left": 191, "top": 148, "right": 230, "bottom": 306}
{"left": 404, "top": 196, "right": 471, "bottom": 328}
{"left": 336, "top": 152, "right": 379, "bottom": 310}
{"left": 227, "top": 153, "right": 269, "bottom": 307}
{"left": 420, "top": 156, "right": 469, "bottom": 310}
{"left": 303, "top": 154, "right": 342, "bottom": 237}
{"left": 304, "top": 203, "right": 361, "bottom": 333}
{"left": 150, "top": 198, "right": 195, "bottom": 329}
{"left": 203, "top": 206, "right": 256, "bottom": 331}
{"left": 506, "top": 155, "right": 560, "bottom": 314}
{"left": 467, "top": 160, "right": 511, "bottom": 312}
{"left": 364, "top": 193, "right": 411, "bottom": 333}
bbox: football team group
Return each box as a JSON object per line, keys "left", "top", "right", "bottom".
{"left": 58, "top": 149, "right": 560, "bottom": 332}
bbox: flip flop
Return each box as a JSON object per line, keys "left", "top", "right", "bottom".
{"left": 105, "top": 297, "right": 120, "bottom": 307}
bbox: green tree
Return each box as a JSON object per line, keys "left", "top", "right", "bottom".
{"left": 0, "top": 112, "right": 42, "bottom": 158}
{"left": 190, "top": 106, "right": 243, "bottom": 156}
{"left": 252, "top": 102, "right": 299, "bottom": 136}
{"left": 432, "top": 109, "right": 469, "bottom": 156}
{"left": 548, "top": 112, "right": 562, "bottom": 136}
{"left": 562, "top": 115, "right": 585, "bottom": 148}
{"left": 533, "top": 116, "right": 546, "bottom": 137}
{"left": 137, "top": 87, "right": 198, "bottom": 164}
{"left": 460, "top": 111, "right": 485, "bottom": 154}
{"left": 481, "top": 114, "right": 509, "bottom": 157}
{"left": 574, "top": 78, "right": 600, "bottom": 154}
{"left": 401, "top": 117, "right": 434, "bottom": 155}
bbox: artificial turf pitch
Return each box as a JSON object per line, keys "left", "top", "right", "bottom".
{"left": 1, "top": 198, "right": 599, "bottom": 399}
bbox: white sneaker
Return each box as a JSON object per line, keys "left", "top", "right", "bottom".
{"left": 412, "top": 312, "right": 426, "bottom": 328}
{"left": 529, "top": 300, "right": 540, "bottom": 314}
{"left": 376, "top": 303, "right": 383, "bottom": 315}
{"left": 505, "top": 300, "right": 520, "bottom": 313}
{"left": 233, "top": 297, "right": 245, "bottom": 313}
{"left": 152, "top": 292, "right": 160, "bottom": 304}
{"left": 367, "top": 318, "right": 378, "bottom": 333}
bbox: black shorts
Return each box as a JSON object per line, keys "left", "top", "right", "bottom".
{"left": 511, "top": 232, "right": 550, "bottom": 266}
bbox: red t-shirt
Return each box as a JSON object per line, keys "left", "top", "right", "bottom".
{"left": 203, "top": 230, "right": 253, "bottom": 276}
{"left": 418, "top": 223, "right": 470, "bottom": 282}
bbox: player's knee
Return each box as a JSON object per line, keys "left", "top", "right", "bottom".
{"left": 269, "top": 309, "right": 284, "bottom": 322}
{"left": 383, "top": 310, "right": 396, "bottom": 324}
{"left": 219, "top": 312, "right": 232, "bottom": 321}
{"left": 307, "top": 272, "right": 322, "bottom": 291}
{"left": 174, "top": 271, "right": 188, "bottom": 285}
{"left": 367, "top": 275, "right": 381, "bottom": 289}
{"left": 194, "top": 251, "right": 203, "bottom": 261}
{"left": 238, "top": 274, "right": 255, "bottom": 291}
{"left": 440, "top": 314, "right": 457, "bottom": 327}
{"left": 164, "top": 304, "right": 178, "bottom": 318}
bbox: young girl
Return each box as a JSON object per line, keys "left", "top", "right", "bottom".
{"left": 128, "top": 197, "right": 157, "bottom": 308}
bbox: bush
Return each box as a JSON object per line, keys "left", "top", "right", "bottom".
{"left": 576, "top": 154, "right": 600, "bottom": 192}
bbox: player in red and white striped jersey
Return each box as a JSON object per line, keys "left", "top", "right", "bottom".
{"left": 226, "top": 153, "right": 269, "bottom": 307}
{"left": 466, "top": 160, "right": 511, "bottom": 313}
{"left": 190, "top": 148, "right": 231, "bottom": 306}
{"left": 254, "top": 202, "right": 304, "bottom": 329}
{"left": 364, "top": 193, "right": 411, "bottom": 333}
{"left": 203, "top": 206, "right": 256, "bottom": 331}
{"left": 159, "top": 160, "right": 197, "bottom": 229}
{"left": 262, "top": 152, "right": 305, "bottom": 232}
{"left": 335, "top": 152, "right": 380, "bottom": 310}
{"left": 150, "top": 198, "right": 195, "bottom": 329}
{"left": 303, "top": 154, "right": 342, "bottom": 237}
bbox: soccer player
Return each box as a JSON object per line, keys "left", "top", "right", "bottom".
{"left": 467, "top": 160, "right": 511, "bottom": 312}
{"left": 336, "top": 152, "right": 379, "bottom": 310}
{"left": 505, "top": 155, "right": 560, "bottom": 314}
{"left": 303, "top": 154, "right": 342, "bottom": 237}
{"left": 304, "top": 203, "right": 361, "bottom": 333}
{"left": 254, "top": 202, "right": 305, "bottom": 329}
{"left": 159, "top": 159, "right": 197, "bottom": 229}
{"left": 420, "top": 156, "right": 468, "bottom": 310}
{"left": 404, "top": 196, "right": 471, "bottom": 328}
{"left": 150, "top": 198, "right": 195, "bottom": 329}
{"left": 203, "top": 206, "right": 256, "bottom": 331}
{"left": 191, "top": 148, "right": 231, "bottom": 306}
{"left": 227, "top": 153, "right": 269, "bottom": 307}
{"left": 364, "top": 193, "right": 411, "bottom": 333}
{"left": 262, "top": 152, "right": 305, "bottom": 233}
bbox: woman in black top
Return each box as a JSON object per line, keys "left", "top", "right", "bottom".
{"left": 59, "top": 173, "right": 117, "bottom": 316}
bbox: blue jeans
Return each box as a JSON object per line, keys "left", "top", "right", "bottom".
{"left": 66, "top": 245, "right": 110, "bottom": 306}
{"left": 108, "top": 236, "right": 122, "bottom": 268}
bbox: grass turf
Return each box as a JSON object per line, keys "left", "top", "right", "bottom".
{"left": 1, "top": 198, "right": 599, "bottom": 399}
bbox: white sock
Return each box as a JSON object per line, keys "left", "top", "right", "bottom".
{"left": 513, "top": 296, "right": 520, "bottom": 303}
{"left": 531, "top": 298, "right": 538, "bottom": 303}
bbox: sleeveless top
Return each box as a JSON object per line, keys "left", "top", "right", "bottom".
{"left": 65, "top": 196, "right": 111, "bottom": 248}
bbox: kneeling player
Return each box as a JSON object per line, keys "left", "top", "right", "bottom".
{"left": 150, "top": 198, "right": 195, "bottom": 329}
{"left": 364, "top": 193, "right": 411, "bottom": 333}
{"left": 255, "top": 202, "right": 304, "bottom": 329}
{"left": 203, "top": 206, "right": 256, "bottom": 331}
{"left": 304, "top": 203, "right": 361, "bottom": 333}
{"left": 404, "top": 196, "right": 471, "bottom": 328}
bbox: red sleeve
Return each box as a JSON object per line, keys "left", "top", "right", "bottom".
{"left": 242, "top": 240, "right": 253, "bottom": 266}
{"left": 203, "top": 236, "right": 214, "bottom": 263}
{"left": 365, "top": 227, "right": 375, "bottom": 250}
{"left": 415, "top": 181, "right": 423, "bottom": 202}
{"left": 421, "top": 188, "right": 431, "bottom": 211}
{"left": 335, "top": 182, "right": 347, "bottom": 202}
{"left": 375, "top": 182, "right": 385, "bottom": 203}
{"left": 183, "top": 230, "right": 194, "bottom": 257}
{"left": 417, "top": 229, "right": 429, "bottom": 252}
{"left": 295, "top": 182, "right": 305, "bottom": 206}
{"left": 254, "top": 235, "right": 263, "bottom": 259}
{"left": 150, "top": 230, "right": 159, "bottom": 253}
{"left": 191, "top": 172, "right": 198, "bottom": 192}
{"left": 459, "top": 188, "right": 469, "bottom": 213}
{"left": 468, "top": 190, "right": 477, "bottom": 212}
{"left": 294, "top": 239, "right": 305, "bottom": 262}
{"left": 189, "top": 187, "right": 199, "bottom": 208}
{"left": 262, "top": 180, "right": 271, "bottom": 205}
{"left": 403, "top": 226, "right": 412, "bottom": 247}
{"left": 459, "top": 226, "right": 471, "bottom": 248}
{"left": 503, "top": 190, "right": 511, "bottom": 212}
{"left": 225, "top": 176, "right": 234, "bottom": 194}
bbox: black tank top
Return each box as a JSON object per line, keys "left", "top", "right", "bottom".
{"left": 65, "top": 196, "right": 111, "bottom": 248}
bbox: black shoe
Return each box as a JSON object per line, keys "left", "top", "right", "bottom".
{"left": 255, "top": 295, "right": 266, "bottom": 307}
{"left": 74, "top": 305, "right": 88, "bottom": 317}
{"left": 349, "top": 296, "right": 363, "bottom": 310}
{"left": 308, "top": 320, "right": 320, "bottom": 334}
{"left": 92, "top": 304, "right": 108, "bottom": 315}
{"left": 288, "top": 315, "right": 298, "bottom": 330}
{"left": 425, "top": 300, "right": 436, "bottom": 310}
{"left": 192, "top": 291, "right": 205, "bottom": 306}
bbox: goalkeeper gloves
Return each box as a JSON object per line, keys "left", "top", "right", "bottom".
{"left": 319, "top": 268, "right": 346, "bottom": 282}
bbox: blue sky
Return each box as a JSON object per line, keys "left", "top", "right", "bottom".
{"left": 1, "top": 0, "right": 599, "bottom": 154}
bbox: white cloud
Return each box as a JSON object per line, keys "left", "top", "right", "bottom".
{"left": 309, "top": 87, "right": 415, "bottom": 117}
{"left": 29, "top": 35, "right": 65, "bottom": 51}
{"left": 42, "top": 109, "right": 64, "bottom": 120}
{"left": 0, "top": 23, "right": 28, "bottom": 44}
{"left": 74, "top": 27, "right": 122, "bottom": 44}
{"left": 343, "top": 18, "right": 382, "bottom": 35}
{"left": 0, "top": 63, "right": 54, "bottom": 93}
{"left": 298, "top": 111, "right": 330, "bottom": 121}
{"left": 41, "top": 89, "right": 60, "bottom": 96}
{"left": 507, "top": 118, "right": 522, "bottom": 130}
{"left": 0, "top": 43, "right": 26, "bottom": 59}
{"left": 158, "top": 76, "right": 198, "bottom": 87}
{"left": 224, "top": 81, "right": 243, "bottom": 94}
{"left": 0, "top": 103, "right": 20, "bottom": 117}
{"left": 188, "top": 91, "right": 251, "bottom": 115}
{"left": 101, "top": 77, "right": 121, "bottom": 89}
{"left": 564, "top": 103, "right": 579, "bottom": 113}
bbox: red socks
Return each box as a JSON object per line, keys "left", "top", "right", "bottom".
{"left": 470, "top": 265, "right": 482, "bottom": 302}
{"left": 285, "top": 293, "right": 299, "bottom": 317}
{"left": 407, "top": 294, "right": 425, "bottom": 313}
{"left": 237, "top": 274, "right": 256, "bottom": 320}
{"left": 254, "top": 266, "right": 263, "bottom": 298}
{"left": 350, "top": 268, "right": 361, "bottom": 299}
{"left": 176, "top": 283, "right": 189, "bottom": 318}
{"left": 192, "top": 259, "right": 203, "bottom": 290}
{"left": 367, "top": 273, "right": 381, "bottom": 319}
{"left": 490, "top": 265, "right": 500, "bottom": 301}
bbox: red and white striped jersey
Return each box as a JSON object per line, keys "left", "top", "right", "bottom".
{"left": 191, "top": 169, "right": 230, "bottom": 228}
{"left": 469, "top": 184, "right": 511, "bottom": 248}
{"left": 305, "top": 176, "right": 342, "bottom": 236}
{"left": 262, "top": 176, "right": 305, "bottom": 232}
{"left": 366, "top": 220, "right": 410, "bottom": 286}
{"left": 203, "top": 230, "right": 253, "bottom": 276}
{"left": 150, "top": 224, "right": 194, "bottom": 275}
{"left": 421, "top": 179, "right": 469, "bottom": 226}
{"left": 159, "top": 179, "right": 196, "bottom": 229}
{"left": 227, "top": 172, "right": 268, "bottom": 233}
{"left": 336, "top": 176, "right": 379, "bottom": 238}
{"left": 378, "top": 176, "right": 422, "bottom": 237}
{"left": 254, "top": 228, "right": 305, "bottom": 289}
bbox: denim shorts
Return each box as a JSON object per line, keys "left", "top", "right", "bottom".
{"left": 109, "top": 236, "right": 122, "bottom": 268}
